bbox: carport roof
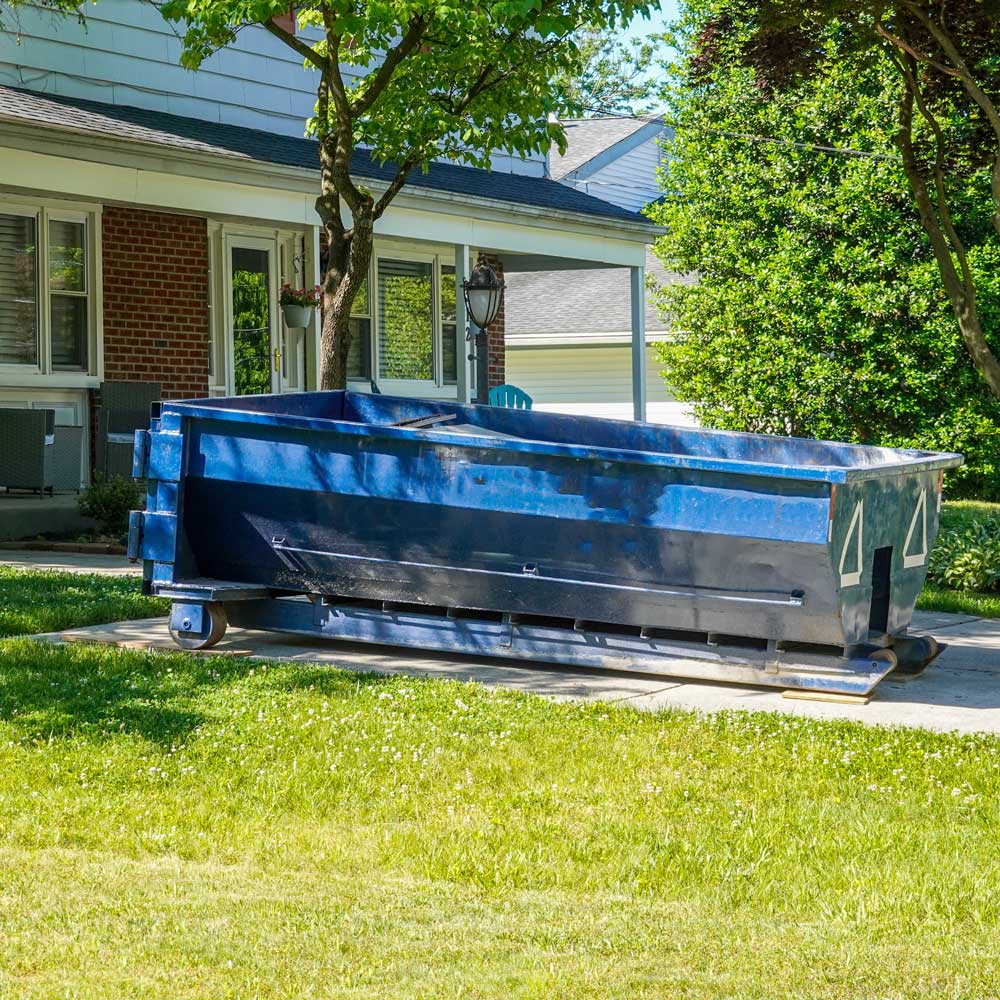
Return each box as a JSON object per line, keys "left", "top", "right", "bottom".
{"left": 0, "top": 85, "right": 647, "bottom": 225}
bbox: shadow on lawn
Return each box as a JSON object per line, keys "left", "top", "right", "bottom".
{"left": 0, "top": 638, "right": 393, "bottom": 746}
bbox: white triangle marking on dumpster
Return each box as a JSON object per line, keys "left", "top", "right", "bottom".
{"left": 902, "top": 488, "right": 928, "bottom": 569}
{"left": 839, "top": 500, "right": 863, "bottom": 587}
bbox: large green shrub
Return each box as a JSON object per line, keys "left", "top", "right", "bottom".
{"left": 651, "top": 3, "right": 1000, "bottom": 499}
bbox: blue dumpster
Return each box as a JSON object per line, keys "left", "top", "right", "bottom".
{"left": 129, "top": 391, "right": 962, "bottom": 695}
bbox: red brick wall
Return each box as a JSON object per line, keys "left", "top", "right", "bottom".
{"left": 482, "top": 253, "right": 505, "bottom": 389}
{"left": 101, "top": 206, "right": 210, "bottom": 399}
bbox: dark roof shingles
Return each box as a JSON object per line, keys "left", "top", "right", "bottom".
{"left": 505, "top": 249, "right": 695, "bottom": 336}
{"left": 0, "top": 85, "right": 644, "bottom": 223}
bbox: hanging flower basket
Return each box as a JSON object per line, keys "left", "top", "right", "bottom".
{"left": 279, "top": 284, "right": 321, "bottom": 328}
{"left": 281, "top": 303, "right": 314, "bottom": 328}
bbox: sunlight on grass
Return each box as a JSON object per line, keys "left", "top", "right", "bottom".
{"left": 0, "top": 638, "right": 998, "bottom": 997}
{"left": 0, "top": 566, "right": 168, "bottom": 638}
{"left": 917, "top": 584, "right": 1000, "bottom": 619}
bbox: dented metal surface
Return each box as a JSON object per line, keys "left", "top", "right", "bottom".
{"left": 129, "top": 390, "right": 962, "bottom": 694}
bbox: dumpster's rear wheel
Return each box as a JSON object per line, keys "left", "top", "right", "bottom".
{"left": 169, "top": 602, "right": 228, "bottom": 650}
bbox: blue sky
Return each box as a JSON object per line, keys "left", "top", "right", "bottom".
{"left": 623, "top": 0, "right": 678, "bottom": 42}
{"left": 619, "top": 1, "right": 679, "bottom": 112}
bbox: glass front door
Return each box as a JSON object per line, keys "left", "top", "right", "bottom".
{"left": 229, "top": 240, "right": 279, "bottom": 395}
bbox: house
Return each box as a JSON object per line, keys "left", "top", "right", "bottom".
{"left": 505, "top": 115, "right": 695, "bottom": 424}
{"left": 0, "top": 2, "right": 660, "bottom": 489}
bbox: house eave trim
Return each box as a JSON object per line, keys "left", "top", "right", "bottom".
{"left": 0, "top": 117, "right": 663, "bottom": 242}
{"left": 506, "top": 329, "right": 671, "bottom": 347}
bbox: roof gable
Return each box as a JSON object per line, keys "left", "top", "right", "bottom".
{"left": 550, "top": 115, "right": 665, "bottom": 181}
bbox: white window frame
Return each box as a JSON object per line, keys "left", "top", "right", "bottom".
{"left": 223, "top": 232, "right": 281, "bottom": 396}
{"left": 347, "top": 242, "right": 461, "bottom": 399}
{"left": 0, "top": 195, "right": 102, "bottom": 389}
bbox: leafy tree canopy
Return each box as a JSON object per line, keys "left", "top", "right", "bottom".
{"left": 0, "top": 0, "right": 86, "bottom": 25}
{"left": 160, "top": 0, "right": 655, "bottom": 387}
{"left": 651, "top": 0, "right": 1000, "bottom": 497}
{"left": 686, "top": 0, "right": 1000, "bottom": 401}
{"left": 553, "top": 24, "right": 664, "bottom": 116}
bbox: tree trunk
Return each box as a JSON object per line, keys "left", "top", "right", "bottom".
{"left": 895, "top": 78, "right": 1000, "bottom": 400}
{"left": 318, "top": 204, "right": 374, "bottom": 391}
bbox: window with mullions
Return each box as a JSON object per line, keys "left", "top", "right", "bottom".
{"left": 49, "top": 220, "right": 88, "bottom": 370}
{"left": 0, "top": 209, "right": 91, "bottom": 371}
{"left": 345, "top": 253, "right": 462, "bottom": 389}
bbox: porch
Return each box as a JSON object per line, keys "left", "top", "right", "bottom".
{"left": 0, "top": 85, "right": 661, "bottom": 496}
{"left": 0, "top": 491, "right": 93, "bottom": 543}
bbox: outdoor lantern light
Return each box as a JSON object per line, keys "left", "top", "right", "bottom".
{"left": 463, "top": 256, "right": 505, "bottom": 330}
{"left": 463, "top": 255, "right": 505, "bottom": 403}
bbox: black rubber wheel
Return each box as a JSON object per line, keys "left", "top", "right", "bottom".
{"left": 169, "top": 602, "right": 228, "bottom": 650}
{"left": 890, "top": 635, "right": 942, "bottom": 676}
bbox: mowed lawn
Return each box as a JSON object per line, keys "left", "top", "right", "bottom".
{"left": 0, "top": 569, "right": 998, "bottom": 996}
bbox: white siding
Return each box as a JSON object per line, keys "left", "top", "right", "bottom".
{"left": 0, "top": 0, "right": 545, "bottom": 175}
{"left": 505, "top": 343, "right": 697, "bottom": 425}
{"left": 0, "top": 0, "right": 326, "bottom": 137}
{"left": 569, "top": 133, "right": 663, "bottom": 212}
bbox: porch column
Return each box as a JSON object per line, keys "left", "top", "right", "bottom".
{"left": 454, "top": 244, "right": 473, "bottom": 403}
{"left": 630, "top": 263, "right": 647, "bottom": 421}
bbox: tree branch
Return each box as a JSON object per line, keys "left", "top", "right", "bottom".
{"left": 318, "top": 27, "right": 367, "bottom": 213}
{"left": 350, "top": 15, "right": 429, "bottom": 117}
{"left": 897, "top": 47, "right": 974, "bottom": 293}
{"left": 373, "top": 159, "right": 417, "bottom": 218}
{"left": 894, "top": 55, "right": 1000, "bottom": 398}
{"left": 873, "top": 19, "right": 959, "bottom": 77}
{"left": 264, "top": 17, "right": 329, "bottom": 73}
{"left": 905, "top": 2, "right": 1000, "bottom": 239}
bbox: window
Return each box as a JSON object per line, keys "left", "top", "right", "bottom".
{"left": 441, "top": 264, "right": 458, "bottom": 385}
{"left": 0, "top": 214, "right": 37, "bottom": 366}
{"left": 0, "top": 205, "right": 93, "bottom": 373}
{"left": 49, "top": 220, "right": 88, "bottom": 370}
{"left": 377, "top": 258, "right": 433, "bottom": 381}
{"left": 345, "top": 250, "right": 464, "bottom": 391}
{"left": 347, "top": 275, "right": 372, "bottom": 381}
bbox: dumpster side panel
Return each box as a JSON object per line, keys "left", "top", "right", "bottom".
{"left": 176, "top": 416, "right": 850, "bottom": 645}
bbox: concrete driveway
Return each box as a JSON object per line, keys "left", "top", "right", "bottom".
{"left": 0, "top": 549, "right": 138, "bottom": 576}
{"left": 40, "top": 609, "right": 1000, "bottom": 735}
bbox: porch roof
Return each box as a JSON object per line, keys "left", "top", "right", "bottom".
{"left": 0, "top": 85, "right": 646, "bottom": 226}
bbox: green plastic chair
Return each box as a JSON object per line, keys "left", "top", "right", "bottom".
{"left": 488, "top": 384, "right": 533, "bottom": 410}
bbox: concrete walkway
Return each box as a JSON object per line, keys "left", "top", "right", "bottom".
{"left": 0, "top": 549, "right": 137, "bottom": 576}
{"left": 9, "top": 545, "right": 999, "bottom": 733}
{"left": 42, "top": 609, "right": 1000, "bottom": 734}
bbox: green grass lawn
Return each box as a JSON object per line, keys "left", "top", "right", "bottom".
{"left": 0, "top": 636, "right": 999, "bottom": 998}
{"left": 1, "top": 534, "right": 999, "bottom": 998}
{"left": 939, "top": 498, "right": 1000, "bottom": 532}
{"left": 0, "top": 565, "right": 168, "bottom": 638}
{"left": 917, "top": 584, "right": 1000, "bottom": 619}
